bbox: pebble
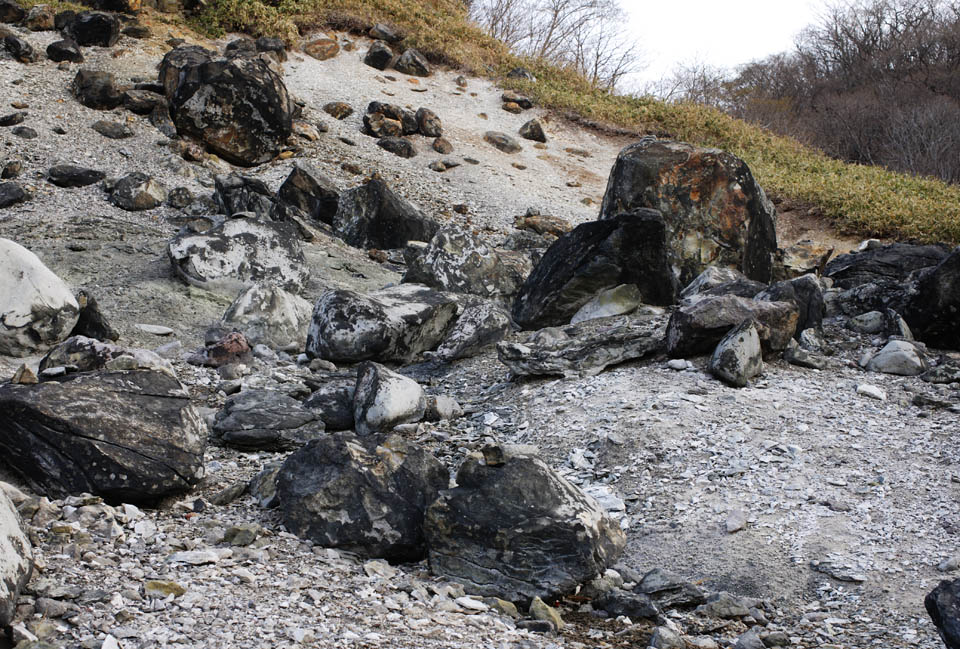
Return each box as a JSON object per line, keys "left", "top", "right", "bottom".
{"left": 855, "top": 383, "right": 886, "bottom": 400}
{"left": 136, "top": 324, "right": 174, "bottom": 336}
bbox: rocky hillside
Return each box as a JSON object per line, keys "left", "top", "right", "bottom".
{"left": 2, "top": 4, "right": 960, "bottom": 649}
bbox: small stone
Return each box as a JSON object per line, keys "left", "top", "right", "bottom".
{"left": 144, "top": 580, "right": 186, "bottom": 598}
{"left": 529, "top": 596, "right": 564, "bottom": 630}
{"left": 222, "top": 524, "right": 259, "bottom": 546}
{"left": 136, "top": 324, "right": 174, "bottom": 336}
{"left": 725, "top": 509, "right": 747, "bottom": 533}
{"left": 856, "top": 383, "right": 886, "bottom": 400}
{"left": 12, "top": 364, "right": 38, "bottom": 384}
{"left": 91, "top": 120, "right": 133, "bottom": 139}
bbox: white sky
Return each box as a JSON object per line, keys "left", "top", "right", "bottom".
{"left": 624, "top": 0, "right": 827, "bottom": 89}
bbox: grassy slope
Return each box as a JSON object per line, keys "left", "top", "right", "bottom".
{"left": 126, "top": 0, "right": 960, "bottom": 244}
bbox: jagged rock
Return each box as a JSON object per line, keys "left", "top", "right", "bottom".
{"left": 305, "top": 284, "right": 458, "bottom": 363}
{"left": 413, "top": 107, "right": 442, "bottom": 137}
{"left": 783, "top": 339, "right": 827, "bottom": 370}
{"left": 865, "top": 340, "right": 928, "bottom": 376}
{"left": 363, "top": 40, "right": 393, "bottom": 70}
{"left": 167, "top": 217, "right": 308, "bottom": 296}
{"left": 637, "top": 568, "right": 706, "bottom": 609}
{"left": 158, "top": 45, "right": 213, "bottom": 98}
{"left": 0, "top": 181, "right": 29, "bottom": 208}
{"left": 303, "top": 37, "right": 338, "bottom": 61}
{"left": 303, "top": 381, "right": 355, "bottom": 431}
{"left": 780, "top": 240, "right": 834, "bottom": 278}
{"left": 666, "top": 295, "right": 799, "bottom": 357}
{"left": 903, "top": 246, "right": 960, "bottom": 349}
{"left": 38, "top": 336, "right": 174, "bottom": 376}
{"left": 403, "top": 226, "right": 531, "bottom": 299}
{"left": 369, "top": 23, "right": 401, "bottom": 43}
{"left": 424, "top": 445, "right": 626, "bottom": 601}
{"left": 213, "top": 173, "right": 275, "bottom": 219}
{"left": 593, "top": 589, "right": 659, "bottom": 620}
{"left": 71, "top": 289, "right": 119, "bottom": 341}
{"left": 484, "top": 131, "right": 522, "bottom": 153}
{"left": 681, "top": 266, "right": 753, "bottom": 300}
{"left": 926, "top": 579, "right": 960, "bottom": 649}
{"left": 333, "top": 177, "right": 439, "bottom": 249}
{"left": 71, "top": 68, "right": 121, "bottom": 109}
{"left": 378, "top": 136, "right": 417, "bottom": 158}
{"left": 277, "top": 433, "right": 447, "bottom": 561}
{"left": 65, "top": 11, "right": 119, "bottom": 47}
{"left": 394, "top": 48, "right": 430, "bottom": 76}
{"left": 108, "top": 172, "right": 166, "bottom": 210}
{"left": 501, "top": 90, "right": 532, "bottom": 108}
{"left": 221, "top": 284, "right": 313, "bottom": 350}
{"left": 831, "top": 281, "right": 909, "bottom": 317}
{"left": 424, "top": 395, "right": 463, "bottom": 422}
{"left": 0, "top": 488, "right": 31, "bottom": 627}
{"left": 0, "top": 0, "right": 26, "bottom": 23}
{"left": 599, "top": 139, "right": 779, "bottom": 285}
{"left": 519, "top": 119, "right": 546, "bottom": 142}
{"left": 25, "top": 4, "right": 54, "bottom": 30}
{"left": 276, "top": 162, "right": 339, "bottom": 225}
{"left": 164, "top": 49, "right": 293, "bottom": 166}
{"left": 3, "top": 34, "right": 38, "bottom": 62}
{"left": 91, "top": 119, "right": 133, "bottom": 139}
{"left": 46, "top": 38, "right": 82, "bottom": 62}
{"left": 124, "top": 91, "right": 163, "bottom": 114}
{"left": 498, "top": 314, "right": 661, "bottom": 378}
{"left": 0, "top": 238, "right": 79, "bottom": 357}
{"left": 513, "top": 209, "right": 678, "bottom": 330}
{"left": 515, "top": 213, "right": 572, "bottom": 237}
{"left": 824, "top": 242, "right": 949, "bottom": 289}
{"left": 428, "top": 301, "right": 513, "bottom": 362}
{"left": 570, "top": 284, "right": 642, "bottom": 324}
{"left": 212, "top": 389, "right": 323, "bottom": 450}
{"left": 755, "top": 274, "right": 824, "bottom": 337}
{"left": 709, "top": 320, "right": 763, "bottom": 387}
{"left": 353, "top": 362, "right": 425, "bottom": 435}
{"left": 0, "top": 369, "right": 206, "bottom": 504}
{"left": 322, "top": 101, "right": 352, "bottom": 119}
{"left": 364, "top": 101, "right": 418, "bottom": 135}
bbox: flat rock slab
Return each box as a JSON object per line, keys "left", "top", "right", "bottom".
{"left": 212, "top": 389, "right": 323, "bottom": 451}
{"left": 498, "top": 314, "right": 663, "bottom": 378}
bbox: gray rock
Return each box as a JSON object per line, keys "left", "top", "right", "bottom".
{"left": 221, "top": 284, "right": 313, "bottom": 350}
{"left": 922, "top": 361, "right": 960, "bottom": 384}
{"left": 783, "top": 339, "right": 828, "bottom": 370}
{"left": 303, "top": 381, "right": 355, "bottom": 431}
{"left": 249, "top": 461, "right": 282, "bottom": 508}
{"left": 48, "top": 164, "right": 105, "bottom": 188}
{"left": 649, "top": 626, "right": 684, "bottom": 649}
{"left": 498, "top": 314, "right": 661, "bottom": 378}
{"left": 0, "top": 238, "right": 79, "bottom": 357}
{"left": 696, "top": 592, "right": 750, "bottom": 619}
{"left": 637, "top": 568, "right": 706, "bottom": 609}
{"left": 334, "top": 177, "right": 439, "bottom": 250}
{"left": 167, "top": 216, "right": 308, "bottom": 296}
{"left": 108, "top": 172, "right": 167, "bottom": 211}
{"left": 734, "top": 629, "right": 765, "bottom": 649}
{"left": 425, "top": 445, "right": 626, "bottom": 601}
{"left": 38, "top": 336, "right": 175, "bottom": 377}
{"left": 592, "top": 588, "right": 659, "bottom": 620}
{"left": 71, "top": 68, "right": 122, "bottom": 110}
{"left": 570, "top": 284, "right": 642, "bottom": 324}
{"left": 425, "top": 301, "right": 511, "bottom": 363}
{"left": 415, "top": 108, "right": 442, "bottom": 137}
{"left": 518, "top": 119, "right": 546, "bottom": 143}
{"left": 0, "top": 369, "right": 206, "bottom": 504}
{"left": 213, "top": 173, "right": 275, "bottom": 219}
{"left": 483, "top": 131, "right": 522, "bottom": 153}
{"left": 848, "top": 310, "right": 886, "bottom": 334}
{"left": 423, "top": 395, "right": 463, "bottom": 422}
{"left": 91, "top": 120, "right": 133, "bottom": 139}
{"left": 212, "top": 389, "right": 323, "bottom": 450}
{"left": 305, "top": 284, "right": 458, "bottom": 363}
{"left": 709, "top": 320, "right": 763, "bottom": 387}
{"left": 353, "top": 362, "right": 425, "bottom": 435}
{"left": 394, "top": 48, "right": 430, "bottom": 76}
{"left": 277, "top": 433, "right": 447, "bottom": 561}
{"left": 0, "top": 181, "right": 29, "bottom": 208}
{"left": 276, "top": 161, "right": 340, "bottom": 226}
{"left": 0, "top": 488, "right": 32, "bottom": 627}
{"left": 865, "top": 339, "right": 928, "bottom": 376}
{"left": 665, "top": 295, "right": 799, "bottom": 357}
{"left": 755, "top": 273, "right": 824, "bottom": 336}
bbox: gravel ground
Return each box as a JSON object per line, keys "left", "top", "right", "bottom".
{"left": 2, "top": 14, "right": 959, "bottom": 649}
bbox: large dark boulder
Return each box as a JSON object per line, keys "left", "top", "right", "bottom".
{"left": 71, "top": 68, "right": 122, "bottom": 110}
{"left": 158, "top": 45, "right": 213, "bottom": 99}
{"left": 277, "top": 433, "right": 448, "bottom": 561}
{"left": 512, "top": 209, "right": 678, "bottom": 330}
{"left": 428, "top": 301, "right": 513, "bottom": 362}
{"left": 0, "top": 0, "right": 26, "bottom": 23}
{"left": 903, "top": 246, "right": 960, "bottom": 349}
{"left": 665, "top": 295, "right": 799, "bottom": 357}
{"left": 213, "top": 173, "right": 275, "bottom": 219}
{"left": 0, "top": 370, "right": 206, "bottom": 504}
{"left": 305, "top": 285, "right": 458, "bottom": 363}
{"left": 824, "top": 242, "right": 949, "bottom": 289}
{"left": 424, "top": 446, "right": 626, "bottom": 601}
{"left": 4, "top": 34, "right": 38, "bottom": 63}
{"left": 64, "top": 11, "right": 119, "bottom": 47}
{"left": 212, "top": 389, "right": 324, "bottom": 451}
{"left": 599, "top": 139, "right": 779, "bottom": 285}
{"left": 303, "top": 381, "right": 355, "bottom": 431}
{"left": 756, "top": 274, "right": 824, "bottom": 337}
{"left": 163, "top": 48, "right": 293, "bottom": 166}
{"left": 0, "top": 490, "right": 32, "bottom": 628}
{"left": 333, "top": 177, "right": 440, "bottom": 250}
{"left": 276, "top": 161, "right": 340, "bottom": 225}
{"left": 926, "top": 579, "right": 960, "bottom": 649}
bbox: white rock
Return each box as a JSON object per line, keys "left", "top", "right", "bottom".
{"left": 136, "top": 324, "right": 174, "bottom": 336}
{"left": 856, "top": 384, "right": 886, "bottom": 401}
{"left": 0, "top": 238, "right": 79, "bottom": 357}
{"left": 865, "top": 340, "right": 928, "bottom": 376}
{"left": 570, "top": 284, "right": 642, "bottom": 324}
{"left": 221, "top": 284, "right": 313, "bottom": 350}
{"left": 354, "top": 362, "right": 425, "bottom": 434}
{"left": 0, "top": 489, "right": 32, "bottom": 626}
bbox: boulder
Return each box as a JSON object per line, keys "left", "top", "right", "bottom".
{"left": 48, "top": 164, "right": 104, "bottom": 187}
{"left": 570, "top": 284, "right": 642, "bottom": 324}
{"left": 0, "top": 181, "right": 29, "bottom": 208}
{"left": 277, "top": 433, "right": 447, "bottom": 561}
{"left": 864, "top": 340, "right": 928, "bottom": 376}
{"left": 333, "top": 177, "right": 439, "bottom": 250}
{"left": 709, "top": 319, "right": 763, "bottom": 387}
{"left": 165, "top": 50, "right": 293, "bottom": 166}
{"left": 755, "top": 274, "right": 824, "bottom": 337}
{"left": 364, "top": 101, "right": 418, "bottom": 135}
{"left": 926, "top": 579, "right": 960, "bottom": 649}
{"left": 167, "top": 217, "right": 309, "bottom": 296}
{"left": 158, "top": 45, "right": 213, "bottom": 99}
{"left": 0, "top": 369, "right": 206, "bottom": 504}
{"left": 38, "top": 336, "right": 174, "bottom": 377}
{"left": 377, "top": 136, "right": 417, "bottom": 158}
{"left": 71, "top": 68, "right": 121, "bottom": 109}
{"left": 276, "top": 161, "right": 339, "bottom": 226}
{"left": 519, "top": 119, "right": 546, "bottom": 142}
{"left": 0, "top": 238, "right": 79, "bottom": 357}
{"left": 3, "top": 34, "right": 38, "bottom": 62}
{"left": 824, "top": 242, "right": 949, "bottom": 289}
{"left": 65, "top": 11, "right": 119, "bottom": 47}
{"left": 665, "top": 295, "right": 799, "bottom": 358}
{"left": 0, "top": 488, "right": 31, "bottom": 627}
{"left": 303, "top": 37, "right": 338, "bottom": 61}
{"left": 212, "top": 389, "right": 323, "bottom": 450}
{"left": 403, "top": 226, "right": 531, "bottom": 299}
{"left": 637, "top": 568, "right": 706, "bottom": 609}
{"left": 680, "top": 266, "right": 751, "bottom": 300}
{"left": 221, "top": 284, "right": 313, "bottom": 350}
{"left": 363, "top": 40, "right": 393, "bottom": 70}
{"left": 498, "top": 314, "right": 661, "bottom": 378}
{"left": 0, "top": 0, "right": 26, "bottom": 23}
{"left": 71, "top": 289, "right": 119, "bottom": 342}
{"left": 424, "top": 445, "right": 626, "bottom": 601}
{"left": 213, "top": 173, "right": 275, "bottom": 219}
{"left": 599, "top": 139, "right": 779, "bottom": 285}
{"left": 46, "top": 38, "right": 82, "bottom": 62}
{"left": 394, "top": 48, "right": 430, "bottom": 76}
{"left": 415, "top": 107, "right": 442, "bottom": 137}
{"left": 428, "top": 301, "right": 513, "bottom": 362}
{"left": 354, "top": 362, "right": 426, "bottom": 435}
{"left": 305, "top": 284, "right": 458, "bottom": 363}
{"left": 512, "top": 209, "right": 678, "bottom": 330}
{"left": 108, "top": 172, "right": 167, "bottom": 211}
{"left": 484, "top": 131, "right": 522, "bottom": 153}
{"left": 303, "top": 381, "right": 355, "bottom": 431}
{"left": 902, "top": 246, "right": 960, "bottom": 349}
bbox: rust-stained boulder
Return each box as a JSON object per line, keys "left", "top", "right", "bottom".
{"left": 600, "top": 139, "right": 778, "bottom": 286}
